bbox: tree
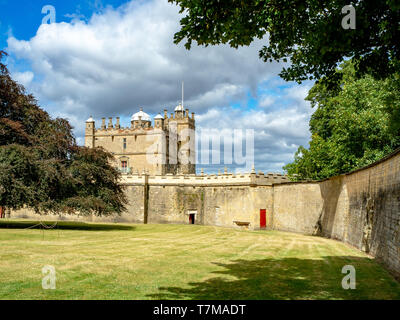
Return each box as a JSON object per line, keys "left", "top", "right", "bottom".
{"left": 0, "top": 51, "right": 127, "bottom": 215}
{"left": 169, "top": 0, "right": 400, "bottom": 85}
{"left": 283, "top": 62, "right": 400, "bottom": 180}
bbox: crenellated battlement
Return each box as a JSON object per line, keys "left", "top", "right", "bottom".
{"left": 120, "top": 170, "right": 289, "bottom": 186}
{"left": 93, "top": 125, "right": 163, "bottom": 134}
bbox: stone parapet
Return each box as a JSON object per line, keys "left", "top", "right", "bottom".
{"left": 119, "top": 171, "right": 289, "bottom": 187}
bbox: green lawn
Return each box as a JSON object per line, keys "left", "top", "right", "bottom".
{"left": 0, "top": 220, "right": 399, "bottom": 300}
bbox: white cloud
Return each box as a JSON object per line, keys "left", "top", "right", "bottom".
{"left": 258, "top": 95, "right": 275, "bottom": 108}
{"left": 12, "top": 71, "right": 34, "bottom": 87}
{"left": 284, "top": 84, "right": 313, "bottom": 113}
{"left": 7, "top": 0, "right": 279, "bottom": 117}
{"left": 195, "top": 95, "right": 312, "bottom": 173}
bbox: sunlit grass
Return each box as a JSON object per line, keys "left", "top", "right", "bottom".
{"left": 0, "top": 220, "right": 399, "bottom": 300}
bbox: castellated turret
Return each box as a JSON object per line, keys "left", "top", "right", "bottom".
{"left": 85, "top": 116, "right": 95, "bottom": 148}
{"left": 171, "top": 103, "right": 196, "bottom": 175}
{"left": 84, "top": 106, "right": 196, "bottom": 176}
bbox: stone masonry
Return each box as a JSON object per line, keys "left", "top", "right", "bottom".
{"left": 84, "top": 105, "right": 195, "bottom": 175}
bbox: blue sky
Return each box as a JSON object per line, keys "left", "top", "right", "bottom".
{"left": 0, "top": 0, "right": 313, "bottom": 174}
{"left": 0, "top": 0, "right": 128, "bottom": 48}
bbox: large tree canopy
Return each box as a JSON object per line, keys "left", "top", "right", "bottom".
{"left": 0, "top": 51, "right": 127, "bottom": 215}
{"left": 169, "top": 0, "right": 400, "bottom": 84}
{"left": 283, "top": 62, "right": 400, "bottom": 180}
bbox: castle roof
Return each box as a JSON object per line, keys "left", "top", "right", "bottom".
{"left": 174, "top": 104, "right": 184, "bottom": 112}
{"left": 131, "top": 108, "right": 151, "bottom": 122}
{"left": 154, "top": 113, "right": 163, "bottom": 119}
{"left": 86, "top": 116, "right": 94, "bottom": 122}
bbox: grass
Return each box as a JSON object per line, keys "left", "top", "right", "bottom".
{"left": 0, "top": 220, "right": 399, "bottom": 300}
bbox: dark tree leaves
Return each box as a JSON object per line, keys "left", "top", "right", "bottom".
{"left": 169, "top": 0, "right": 400, "bottom": 85}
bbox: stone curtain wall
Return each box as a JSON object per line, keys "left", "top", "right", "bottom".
{"left": 272, "top": 182, "right": 323, "bottom": 234}
{"left": 344, "top": 151, "right": 400, "bottom": 278}
{"left": 146, "top": 185, "right": 273, "bottom": 228}
{"left": 271, "top": 149, "right": 400, "bottom": 279}
{"left": 127, "top": 173, "right": 278, "bottom": 229}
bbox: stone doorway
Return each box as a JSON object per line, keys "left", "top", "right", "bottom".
{"left": 187, "top": 210, "right": 197, "bottom": 225}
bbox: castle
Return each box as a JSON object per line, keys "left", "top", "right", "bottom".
{"left": 84, "top": 104, "right": 195, "bottom": 175}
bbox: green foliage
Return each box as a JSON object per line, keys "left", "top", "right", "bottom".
{"left": 0, "top": 51, "right": 127, "bottom": 215}
{"left": 0, "top": 144, "right": 38, "bottom": 209}
{"left": 169, "top": 0, "right": 400, "bottom": 85}
{"left": 284, "top": 62, "right": 400, "bottom": 180}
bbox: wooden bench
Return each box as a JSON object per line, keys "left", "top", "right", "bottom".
{"left": 233, "top": 221, "right": 251, "bottom": 229}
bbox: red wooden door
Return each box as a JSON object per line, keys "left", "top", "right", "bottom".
{"left": 260, "top": 209, "right": 266, "bottom": 229}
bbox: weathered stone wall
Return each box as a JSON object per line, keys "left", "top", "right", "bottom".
{"left": 123, "top": 172, "right": 281, "bottom": 229}
{"left": 272, "top": 182, "right": 323, "bottom": 234}
{"left": 270, "top": 149, "right": 400, "bottom": 279}
{"left": 343, "top": 151, "right": 400, "bottom": 279}
{"left": 145, "top": 185, "right": 274, "bottom": 229}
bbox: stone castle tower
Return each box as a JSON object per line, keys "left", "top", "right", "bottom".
{"left": 84, "top": 104, "right": 196, "bottom": 175}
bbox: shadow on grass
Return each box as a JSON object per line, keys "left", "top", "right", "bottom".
{"left": 148, "top": 256, "right": 400, "bottom": 300}
{"left": 0, "top": 220, "right": 135, "bottom": 231}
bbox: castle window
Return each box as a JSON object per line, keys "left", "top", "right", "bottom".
{"left": 121, "top": 161, "right": 127, "bottom": 173}
{"left": 123, "top": 138, "right": 127, "bottom": 150}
